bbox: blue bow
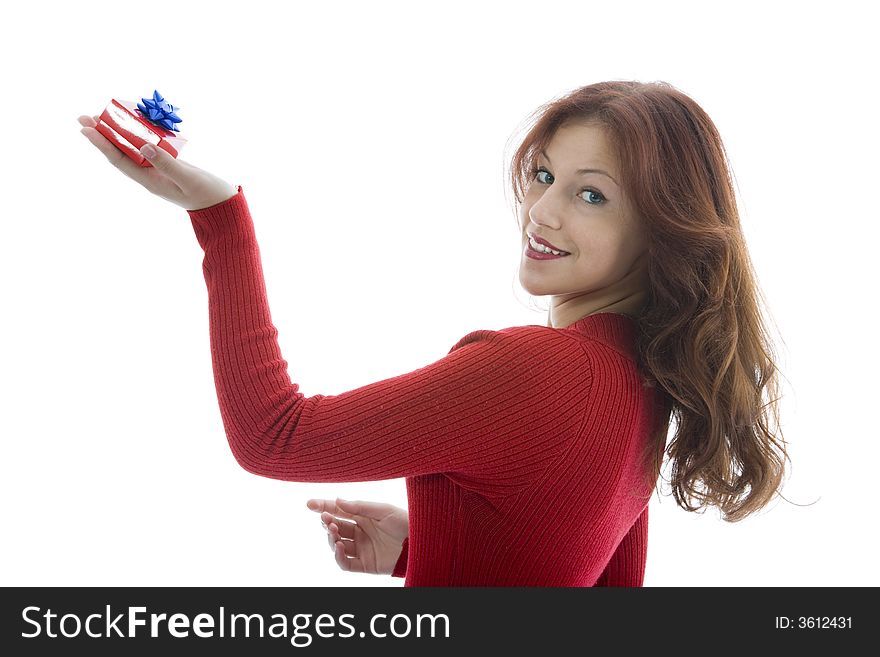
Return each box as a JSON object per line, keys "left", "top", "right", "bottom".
{"left": 136, "top": 90, "right": 182, "bottom": 132}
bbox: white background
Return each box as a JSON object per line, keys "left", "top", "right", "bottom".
{"left": 1, "top": 0, "right": 876, "bottom": 587}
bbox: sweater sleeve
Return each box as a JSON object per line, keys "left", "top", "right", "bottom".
{"left": 391, "top": 537, "right": 409, "bottom": 578}
{"left": 593, "top": 506, "right": 649, "bottom": 587}
{"left": 187, "top": 187, "right": 594, "bottom": 485}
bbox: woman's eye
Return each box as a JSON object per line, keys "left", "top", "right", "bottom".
{"left": 534, "top": 167, "right": 553, "bottom": 185}
{"left": 580, "top": 189, "right": 606, "bottom": 205}
{"left": 533, "top": 167, "right": 606, "bottom": 206}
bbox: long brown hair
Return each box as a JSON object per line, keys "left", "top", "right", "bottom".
{"left": 507, "top": 80, "right": 790, "bottom": 522}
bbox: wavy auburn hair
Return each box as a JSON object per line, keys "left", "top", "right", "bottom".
{"left": 506, "top": 81, "right": 790, "bottom": 522}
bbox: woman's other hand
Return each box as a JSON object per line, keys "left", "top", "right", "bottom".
{"left": 306, "top": 498, "right": 409, "bottom": 575}
{"left": 77, "top": 114, "right": 238, "bottom": 212}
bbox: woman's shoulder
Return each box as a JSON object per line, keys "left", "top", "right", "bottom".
{"left": 447, "top": 323, "right": 588, "bottom": 355}
{"left": 446, "top": 323, "right": 644, "bottom": 382}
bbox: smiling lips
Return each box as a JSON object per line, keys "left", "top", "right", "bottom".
{"left": 527, "top": 234, "right": 570, "bottom": 256}
{"left": 525, "top": 240, "right": 569, "bottom": 260}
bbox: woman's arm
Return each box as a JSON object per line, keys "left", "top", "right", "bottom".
{"left": 187, "top": 187, "right": 598, "bottom": 485}
{"left": 77, "top": 119, "right": 601, "bottom": 489}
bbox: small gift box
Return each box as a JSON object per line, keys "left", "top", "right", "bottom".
{"left": 95, "top": 90, "right": 187, "bottom": 167}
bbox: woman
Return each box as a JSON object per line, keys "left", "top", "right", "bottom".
{"left": 78, "top": 80, "right": 789, "bottom": 586}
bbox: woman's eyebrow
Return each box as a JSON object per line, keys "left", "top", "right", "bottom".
{"left": 540, "top": 149, "right": 618, "bottom": 186}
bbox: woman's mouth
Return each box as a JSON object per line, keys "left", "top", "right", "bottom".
{"left": 525, "top": 235, "right": 570, "bottom": 260}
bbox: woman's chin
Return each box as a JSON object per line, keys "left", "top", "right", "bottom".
{"left": 518, "top": 272, "right": 552, "bottom": 297}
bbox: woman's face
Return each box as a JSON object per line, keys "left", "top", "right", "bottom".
{"left": 518, "top": 121, "right": 649, "bottom": 302}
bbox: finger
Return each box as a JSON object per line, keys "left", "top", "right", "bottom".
{"left": 138, "top": 139, "right": 189, "bottom": 185}
{"left": 326, "top": 524, "right": 356, "bottom": 554}
{"left": 140, "top": 144, "right": 210, "bottom": 195}
{"left": 306, "top": 498, "right": 360, "bottom": 521}
{"left": 334, "top": 541, "right": 365, "bottom": 573}
{"left": 333, "top": 541, "right": 350, "bottom": 570}
{"left": 326, "top": 525, "right": 336, "bottom": 551}
{"left": 338, "top": 537, "right": 358, "bottom": 558}
{"left": 77, "top": 115, "right": 97, "bottom": 128}
{"left": 335, "top": 497, "right": 394, "bottom": 521}
{"left": 79, "top": 125, "right": 144, "bottom": 178}
{"left": 322, "top": 516, "right": 356, "bottom": 540}
{"left": 306, "top": 498, "right": 336, "bottom": 513}
{"left": 78, "top": 128, "right": 121, "bottom": 167}
{"left": 306, "top": 499, "right": 326, "bottom": 512}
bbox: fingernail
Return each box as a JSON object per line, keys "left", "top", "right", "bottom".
{"left": 141, "top": 144, "right": 157, "bottom": 159}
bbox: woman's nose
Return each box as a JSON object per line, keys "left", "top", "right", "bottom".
{"left": 528, "top": 212, "right": 562, "bottom": 231}
{"left": 527, "top": 198, "right": 564, "bottom": 230}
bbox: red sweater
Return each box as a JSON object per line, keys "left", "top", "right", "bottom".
{"left": 187, "top": 186, "right": 669, "bottom": 587}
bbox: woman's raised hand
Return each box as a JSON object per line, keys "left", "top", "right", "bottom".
{"left": 77, "top": 114, "right": 238, "bottom": 212}
{"left": 306, "top": 498, "right": 409, "bottom": 576}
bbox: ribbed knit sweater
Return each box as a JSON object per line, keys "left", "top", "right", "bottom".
{"left": 187, "top": 185, "right": 669, "bottom": 587}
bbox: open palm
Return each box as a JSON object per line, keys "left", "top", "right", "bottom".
{"left": 77, "top": 114, "right": 238, "bottom": 211}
